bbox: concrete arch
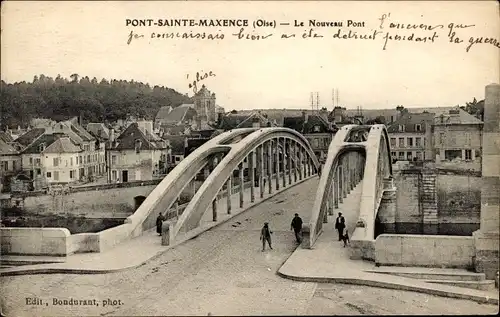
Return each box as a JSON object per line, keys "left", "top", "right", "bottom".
{"left": 125, "top": 128, "right": 258, "bottom": 238}
{"left": 308, "top": 124, "right": 393, "bottom": 247}
{"left": 357, "top": 124, "right": 393, "bottom": 240}
{"left": 172, "top": 128, "right": 320, "bottom": 239}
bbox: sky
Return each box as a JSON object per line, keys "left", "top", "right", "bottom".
{"left": 1, "top": 1, "right": 499, "bottom": 111}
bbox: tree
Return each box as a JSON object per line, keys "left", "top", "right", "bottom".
{"left": 0, "top": 74, "right": 191, "bottom": 127}
{"left": 464, "top": 97, "right": 484, "bottom": 120}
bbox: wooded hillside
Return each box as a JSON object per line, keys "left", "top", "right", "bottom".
{"left": 0, "top": 74, "right": 191, "bottom": 128}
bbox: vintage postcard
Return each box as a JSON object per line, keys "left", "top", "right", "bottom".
{"left": 0, "top": 1, "right": 499, "bottom": 316}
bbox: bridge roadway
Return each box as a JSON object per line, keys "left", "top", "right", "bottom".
{"left": 1, "top": 178, "right": 497, "bottom": 316}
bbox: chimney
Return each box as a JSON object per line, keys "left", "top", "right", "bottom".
{"left": 110, "top": 128, "right": 115, "bottom": 143}
{"left": 302, "top": 111, "right": 309, "bottom": 123}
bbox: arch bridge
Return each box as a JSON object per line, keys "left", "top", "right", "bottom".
{"left": 121, "top": 125, "right": 392, "bottom": 259}
{"left": 125, "top": 127, "right": 320, "bottom": 242}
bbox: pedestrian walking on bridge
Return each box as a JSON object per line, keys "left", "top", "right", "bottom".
{"left": 335, "top": 212, "right": 345, "bottom": 241}
{"left": 290, "top": 213, "right": 303, "bottom": 243}
{"left": 260, "top": 222, "right": 273, "bottom": 251}
{"left": 156, "top": 212, "right": 165, "bottom": 236}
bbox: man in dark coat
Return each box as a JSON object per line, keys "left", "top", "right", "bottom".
{"left": 260, "top": 222, "right": 273, "bottom": 251}
{"left": 290, "top": 213, "right": 303, "bottom": 243}
{"left": 156, "top": 212, "right": 165, "bottom": 236}
{"left": 334, "top": 212, "right": 345, "bottom": 241}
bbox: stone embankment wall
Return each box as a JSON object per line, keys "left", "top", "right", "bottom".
{"left": 374, "top": 234, "right": 474, "bottom": 268}
{"left": 390, "top": 168, "right": 480, "bottom": 230}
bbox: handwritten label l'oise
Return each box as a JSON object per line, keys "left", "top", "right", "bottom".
{"left": 125, "top": 14, "right": 500, "bottom": 53}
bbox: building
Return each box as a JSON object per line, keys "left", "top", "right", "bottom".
{"left": 387, "top": 112, "right": 434, "bottom": 162}
{"left": 163, "top": 135, "right": 187, "bottom": 168}
{"left": 154, "top": 85, "right": 218, "bottom": 131}
{"left": 216, "top": 111, "right": 271, "bottom": 130}
{"left": 432, "top": 107, "right": 483, "bottom": 171}
{"left": 284, "top": 111, "right": 337, "bottom": 163}
{"left": 86, "top": 123, "right": 111, "bottom": 141}
{"left": 0, "top": 139, "right": 22, "bottom": 191}
{"left": 108, "top": 122, "right": 168, "bottom": 182}
{"left": 40, "top": 134, "right": 83, "bottom": 184}
{"left": 46, "top": 120, "right": 106, "bottom": 181}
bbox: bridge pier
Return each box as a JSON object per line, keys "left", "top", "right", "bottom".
{"left": 281, "top": 139, "right": 286, "bottom": 188}
{"left": 267, "top": 141, "right": 273, "bottom": 195}
{"left": 275, "top": 139, "right": 280, "bottom": 191}
{"left": 226, "top": 174, "right": 232, "bottom": 214}
{"left": 238, "top": 163, "right": 244, "bottom": 208}
{"left": 257, "top": 145, "right": 264, "bottom": 199}
{"left": 377, "top": 177, "right": 397, "bottom": 234}
{"left": 334, "top": 167, "right": 339, "bottom": 209}
{"left": 287, "top": 139, "right": 293, "bottom": 185}
{"left": 328, "top": 183, "right": 334, "bottom": 216}
{"left": 338, "top": 166, "right": 344, "bottom": 203}
{"left": 249, "top": 150, "right": 255, "bottom": 203}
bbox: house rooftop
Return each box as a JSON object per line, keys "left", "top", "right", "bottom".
{"left": 0, "top": 139, "right": 18, "bottom": 155}
{"left": 43, "top": 137, "right": 82, "bottom": 154}
{"left": 15, "top": 128, "right": 45, "bottom": 147}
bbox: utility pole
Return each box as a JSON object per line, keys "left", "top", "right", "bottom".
{"left": 310, "top": 92, "right": 314, "bottom": 112}
{"left": 336, "top": 89, "right": 339, "bottom": 108}
{"left": 316, "top": 92, "right": 320, "bottom": 112}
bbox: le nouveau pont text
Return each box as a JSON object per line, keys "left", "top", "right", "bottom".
{"left": 124, "top": 15, "right": 500, "bottom": 53}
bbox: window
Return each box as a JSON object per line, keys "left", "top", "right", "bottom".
{"left": 112, "top": 170, "right": 117, "bottom": 180}
{"left": 87, "top": 155, "right": 91, "bottom": 163}
{"left": 54, "top": 171, "right": 59, "bottom": 181}
{"left": 398, "top": 125, "right": 405, "bottom": 132}
{"left": 175, "top": 156, "right": 181, "bottom": 162}
{"left": 415, "top": 124, "right": 422, "bottom": 132}
{"left": 416, "top": 152, "right": 423, "bottom": 160}
{"left": 406, "top": 152, "right": 412, "bottom": 160}
{"left": 313, "top": 125, "right": 321, "bottom": 132}
{"left": 407, "top": 137, "right": 413, "bottom": 147}
{"left": 398, "top": 152, "right": 405, "bottom": 160}
{"left": 53, "top": 157, "right": 59, "bottom": 167}
{"left": 12, "top": 161, "right": 16, "bottom": 170}
{"left": 70, "top": 170, "right": 75, "bottom": 179}
{"left": 465, "top": 149, "right": 472, "bottom": 160}
{"left": 313, "top": 139, "right": 319, "bottom": 148}
{"left": 445, "top": 150, "right": 462, "bottom": 161}
{"left": 465, "top": 132, "right": 471, "bottom": 146}
{"left": 35, "top": 158, "right": 40, "bottom": 166}
{"left": 398, "top": 138, "right": 404, "bottom": 148}
{"left": 111, "top": 155, "right": 117, "bottom": 165}
{"left": 46, "top": 172, "right": 52, "bottom": 178}
{"left": 390, "top": 138, "right": 396, "bottom": 147}
{"left": 1, "top": 162, "right": 6, "bottom": 171}
{"left": 29, "top": 157, "right": 33, "bottom": 165}
{"left": 391, "top": 151, "right": 396, "bottom": 158}
{"left": 423, "top": 138, "right": 426, "bottom": 146}
{"left": 415, "top": 137, "right": 422, "bottom": 147}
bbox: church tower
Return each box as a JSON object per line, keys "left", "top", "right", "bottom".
{"left": 193, "top": 85, "right": 217, "bottom": 128}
